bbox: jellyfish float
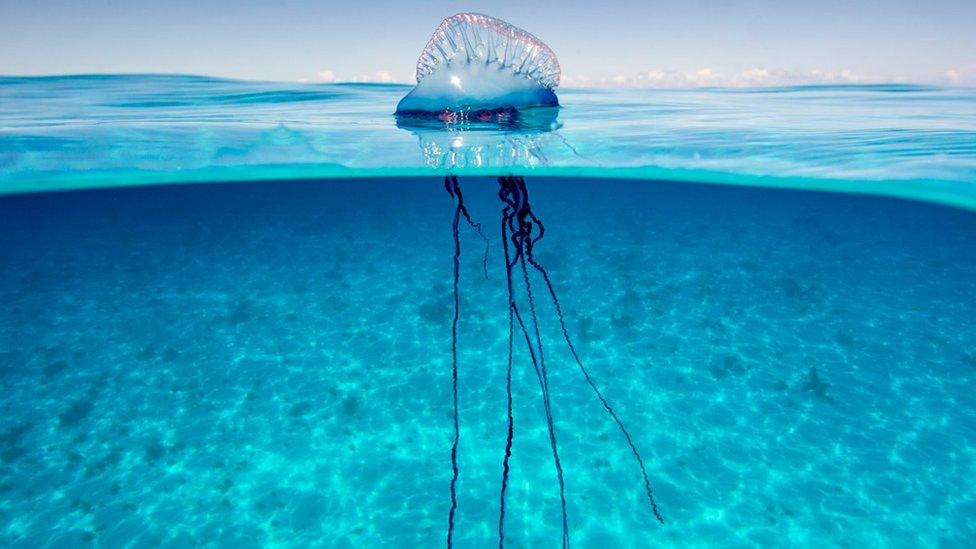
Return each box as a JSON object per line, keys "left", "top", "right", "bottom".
{"left": 396, "top": 13, "right": 665, "bottom": 547}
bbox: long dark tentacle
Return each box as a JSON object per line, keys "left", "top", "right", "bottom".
{"left": 505, "top": 263, "right": 562, "bottom": 548}
{"left": 497, "top": 296, "right": 515, "bottom": 548}
{"left": 518, "top": 251, "right": 570, "bottom": 548}
{"left": 450, "top": 175, "right": 490, "bottom": 280}
{"left": 497, "top": 204, "right": 515, "bottom": 549}
{"left": 498, "top": 176, "right": 570, "bottom": 549}
{"left": 446, "top": 177, "right": 462, "bottom": 549}
{"left": 513, "top": 175, "right": 665, "bottom": 525}
{"left": 528, "top": 251, "right": 665, "bottom": 524}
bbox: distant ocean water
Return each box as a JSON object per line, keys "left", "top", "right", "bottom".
{"left": 1, "top": 75, "right": 975, "bottom": 547}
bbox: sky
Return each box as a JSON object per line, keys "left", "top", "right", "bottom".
{"left": 1, "top": 0, "right": 974, "bottom": 87}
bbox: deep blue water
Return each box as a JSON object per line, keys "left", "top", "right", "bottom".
{"left": 2, "top": 177, "right": 975, "bottom": 547}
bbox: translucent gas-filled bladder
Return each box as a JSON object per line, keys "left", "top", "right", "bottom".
{"left": 395, "top": 13, "right": 561, "bottom": 117}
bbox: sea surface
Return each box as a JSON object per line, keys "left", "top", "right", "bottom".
{"left": 1, "top": 76, "right": 976, "bottom": 547}
{"left": 1, "top": 75, "right": 975, "bottom": 208}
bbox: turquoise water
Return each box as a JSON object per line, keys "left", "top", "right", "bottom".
{"left": 2, "top": 75, "right": 975, "bottom": 208}
{"left": 1, "top": 76, "right": 976, "bottom": 547}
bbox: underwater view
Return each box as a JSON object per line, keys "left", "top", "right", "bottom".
{"left": 3, "top": 176, "right": 976, "bottom": 547}
{"left": 3, "top": 4, "right": 976, "bottom": 548}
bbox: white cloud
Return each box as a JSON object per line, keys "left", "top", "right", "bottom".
{"left": 309, "top": 69, "right": 409, "bottom": 84}
{"left": 731, "top": 68, "right": 863, "bottom": 87}
{"left": 940, "top": 66, "right": 976, "bottom": 86}
{"left": 310, "top": 66, "right": 974, "bottom": 88}
{"left": 342, "top": 70, "right": 407, "bottom": 83}
{"left": 561, "top": 68, "right": 872, "bottom": 88}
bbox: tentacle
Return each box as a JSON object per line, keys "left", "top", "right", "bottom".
{"left": 498, "top": 294, "right": 515, "bottom": 548}
{"left": 469, "top": 174, "right": 664, "bottom": 549}
{"left": 497, "top": 205, "right": 515, "bottom": 548}
{"left": 450, "top": 175, "right": 490, "bottom": 280}
{"left": 446, "top": 177, "right": 462, "bottom": 549}
{"left": 498, "top": 176, "right": 570, "bottom": 549}
{"left": 513, "top": 176, "right": 666, "bottom": 525}
{"left": 518, "top": 250, "right": 570, "bottom": 548}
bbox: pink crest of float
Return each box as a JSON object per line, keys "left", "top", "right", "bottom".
{"left": 414, "top": 13, "right": 561, "bottom": 90}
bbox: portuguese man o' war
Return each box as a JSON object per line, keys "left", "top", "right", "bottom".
{"left": 404, "top": 14, "right": 665, "bottom": 548}
{"left": 396, "top": 13, "right": 560, "bottom": 122}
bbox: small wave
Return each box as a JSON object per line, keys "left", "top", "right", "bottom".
{"left": 0, "top": 73, "right": 237, "bottom": 86}
{"left": 210, "top": 90, "right": 347, "bottom": 104}
{"left": 106, "top": 90, "right": 347, "bottom": 109}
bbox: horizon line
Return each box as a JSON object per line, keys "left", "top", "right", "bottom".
{"left": 1, "top": 71, "right": 970, "bottom": 91}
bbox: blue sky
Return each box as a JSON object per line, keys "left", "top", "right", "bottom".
{"left": 1, "top": 0, "right": 974, "bottom": 86}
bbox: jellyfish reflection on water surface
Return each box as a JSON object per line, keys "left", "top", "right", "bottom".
{"left": 396, "top": 13, "right": 665, "bottom": 548}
